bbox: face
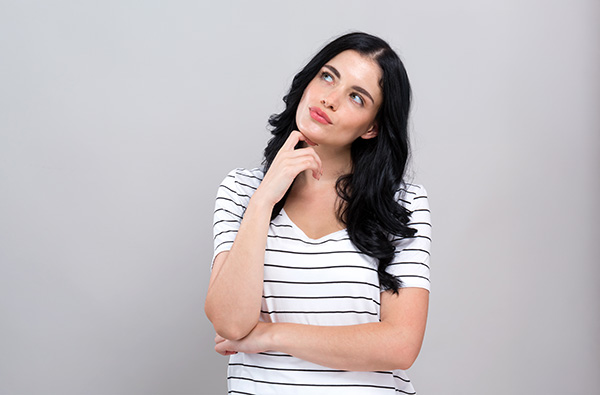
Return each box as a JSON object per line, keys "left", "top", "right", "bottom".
{"left": 296, "top": 50, "right": 383, "bottom": 150}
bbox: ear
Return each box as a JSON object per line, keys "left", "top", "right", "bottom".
{"left": 360, "top": 122, "right": 379, "bottom": 140}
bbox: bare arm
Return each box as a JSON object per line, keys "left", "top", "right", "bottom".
{"left": 215, "top": 287, "right": 429, "bottom": 371}
{"left": 205, "top": 198, "right": 273, "bottom": 340}
{"left": 205, "top": 131, "right": 322, "bottom": 340}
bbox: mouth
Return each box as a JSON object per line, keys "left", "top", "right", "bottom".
{"left": 309, "top": 107, "right": 332, "bottom": 125}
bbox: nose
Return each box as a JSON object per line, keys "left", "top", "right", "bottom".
{"left": 321, "top": 89, "right": 340, "bottom": 111}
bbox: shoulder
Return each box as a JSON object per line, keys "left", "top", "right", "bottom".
{"left": 219, "top": 167, "right": 265, "bottom": 191}
{"left": 395, "top": 183, "right": 429, "bottom": 210}
{"left": 214, "top": 168, "right": 265, "bottom": 219}
{"left": 230, "top": 167, "right": 264, "bottom": 183}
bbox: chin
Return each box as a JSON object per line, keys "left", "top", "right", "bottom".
{"left": 296, "top": 114, "right": 319, "bottom": 139}
{"left": 298, "top": 126, "right": 320, "bottom": 145}
{"left": 296, "top": 119, "right": 311, "bottom": 137}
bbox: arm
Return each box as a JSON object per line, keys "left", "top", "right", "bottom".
{"left": 205, "top": 197, "right": 273, "bottom": 340}
{"left": 205, "top": 131, "right": 322, "bottom": 340}
{"left": 215, "top": 287, "right": 429, "bottom": 371}
{"left": 214, "top": 185, "right": 432, "bottom": 369}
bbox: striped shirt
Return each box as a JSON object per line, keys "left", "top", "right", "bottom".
{"left": 212, "top": 168, "right": 432, "bottom": 395}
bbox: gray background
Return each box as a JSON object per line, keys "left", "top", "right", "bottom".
{"left": 1, "top": 1, "right": 598, "bottom": 394}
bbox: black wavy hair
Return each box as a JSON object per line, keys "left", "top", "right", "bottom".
{"left": 263, "top": 32, "right": 416, "bottom": 293}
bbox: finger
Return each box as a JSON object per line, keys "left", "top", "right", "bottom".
{"left": 215, "top": 346, "right": 235, "bottom": 356}
{"left": 281, "top": 130, "right": 303, "bottom": 151}
{"left": 303, "top": 135, "right": 318, "bottom": 147}
{"left": 285, "top": 149, "right": 323, "bottom": 179}
{"left": 282, "top": 130, "right": 316, "bottom": 151}
{"left": 289, "top": 147, "right": 322, "bottom": 169}
{"left": 215, "top": 348, "right": 237, "bottom": 356}
{"left": 215, "top": 341, "right": 238, "bottom": 356}
{"left": 275, "top": 156, "right": 320, "bottom": 181}
{"left": 214, "top": 341, "right": 227, "bottom": 355}
{"left": 294, "top": 129, "right": 318, "bottom": 146}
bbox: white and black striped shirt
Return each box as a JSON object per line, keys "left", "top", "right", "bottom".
{"left": 212, "top": 168, "right": 432, "bottom": 395}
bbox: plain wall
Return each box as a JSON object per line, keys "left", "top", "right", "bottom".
{"left": 1, "top": 1, "right": 598, "bottom": 394}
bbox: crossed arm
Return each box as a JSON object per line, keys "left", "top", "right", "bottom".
{"left": 206, "top": 222, "right": 429, "bottom": 372}
{"left": 204, "top": 131, "right": 429, "bottom": 372}
{"left": 213, "top": 284, "right": 429, "bottom": 371}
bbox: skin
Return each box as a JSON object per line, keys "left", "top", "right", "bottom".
{"left": 205, "top": 50, "right": 429, "bottom": 371}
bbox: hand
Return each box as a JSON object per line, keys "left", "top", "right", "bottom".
{"left": 253, "top": 130, "right": 323, "bottom": 206}
{"left": 214, "top": 322, "right": 273, "bottom": 356}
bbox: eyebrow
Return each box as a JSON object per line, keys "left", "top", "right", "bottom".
{"left": 323, "top": 64, "right": 375, "bottom": 104}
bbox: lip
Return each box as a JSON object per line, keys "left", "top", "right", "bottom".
{"left": 309, "top": 107, "right": 332, "bottom": 125}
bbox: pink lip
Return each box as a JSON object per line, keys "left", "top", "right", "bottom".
{"left": 309, "top": 107, "right": 332, "bottom": 125}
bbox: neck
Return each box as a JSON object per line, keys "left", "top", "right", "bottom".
{"left": 295, "top": 143, "right": 352, "bottom": 188}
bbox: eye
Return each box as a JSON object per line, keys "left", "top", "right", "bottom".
{"left": 350, "top": 93, "right": 364, "bottom": 105}
{"left": 321, "top": 71, "right": 333, "bottom": 83}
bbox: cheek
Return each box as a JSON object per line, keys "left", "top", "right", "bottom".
{"left": 344, "top": 112, "right": 371, "bottom": 130}
{"left": 300, "top": 80, "right": 321, "bottom": 104}
{"left": 295, "top": 88, "right": 313, "bottom": 124}
{"left": 295, "top": 96, "right": 305, "bottom": 127}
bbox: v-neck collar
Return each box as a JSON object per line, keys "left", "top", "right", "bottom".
{"left": 280, "top": 208, "right": 347, "bottom": 242}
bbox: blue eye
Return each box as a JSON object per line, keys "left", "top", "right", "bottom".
{"left": 321, "top": 72, "right": 333, "bottom": 82}
{"left": 351, "top": 93, "right": 364, "bottom": 105}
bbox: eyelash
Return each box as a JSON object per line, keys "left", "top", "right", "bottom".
{"left": 350, "top": 93, "right": 364, "bottom": 105}
{"left": 319, "top": 71, "right": 365, "bottom": 106}
{"left": 320, "top": 71, "right": 334, "bottom": 83}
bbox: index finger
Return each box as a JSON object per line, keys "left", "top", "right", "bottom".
{"left": 282, "top": 130, "right": 317, "bottom": 151}
{"left": 281, "top": 130, "right": 305, "bottom": 151}
{"left": 215, "top": 334, "right": 226, "bottom": 343}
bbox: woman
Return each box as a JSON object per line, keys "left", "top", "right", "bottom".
{"left": 205, "top": 32, "right": 431, "bottom": 394}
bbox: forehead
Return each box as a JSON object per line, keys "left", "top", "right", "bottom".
{"left": 325, "top": 50, "right": 382, "bottom": 102}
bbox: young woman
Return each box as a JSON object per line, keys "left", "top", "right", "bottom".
{"left": 205, "top": 32, "right": 431, "bottom": 394}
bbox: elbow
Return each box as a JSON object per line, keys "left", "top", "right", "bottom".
{"left": 213, "top": 322, "right": 255, "bottom": 341}
{"left": 389, "top": 354, "right": 417, "bottom": 371}
{"left": 395, "top": 356, "right": 417, "bottom": 371}
{"left": 204, "top": 302, "right": 257, "bottom": 341}
{"left": 389, "top": 344, "right": 422, "bottom": 371}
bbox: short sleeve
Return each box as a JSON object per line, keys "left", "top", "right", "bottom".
{"left": 211, "top": 168, "right": 261, "bottom": 269}
{"left": 387, "top": 184, "right": 432, "bottom": 291}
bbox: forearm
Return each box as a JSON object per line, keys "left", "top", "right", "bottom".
{"left": 215, "top": 290, "right": 428, "bottom": 369}
{"left": 207, "top": 132, "right": 323, "bottom": 339}
{"left": 268, "top": 321, "right": 420, "bottom": 371}
{"left": 205, "top": 193, "right": 273, "bottom": 339}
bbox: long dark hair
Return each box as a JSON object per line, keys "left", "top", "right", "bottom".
{"left": 263, "top": 32, "right": 416, "bottom": 293}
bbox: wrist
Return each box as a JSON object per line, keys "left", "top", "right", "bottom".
{"left": 248, "top": 188, "right": 277, "bottom": 211}
{"left": 253, "top": 322, "right": 280, "bottom": 353}
{"left": 266, "top": 322, "right": 288, "bottom": 352}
